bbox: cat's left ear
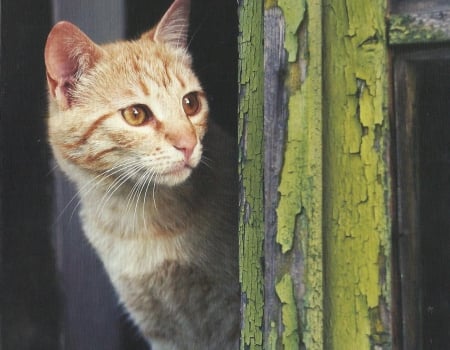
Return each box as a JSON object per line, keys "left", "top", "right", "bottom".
{"left": 144, "top": 0, "right": 191, "bottom": 49}
{"left": 45, "top": 21, "right": 103, "bottom": 109}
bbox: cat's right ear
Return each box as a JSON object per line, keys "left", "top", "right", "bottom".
{"left": 45, "top": 21, "right": 103, "bottom": 109}
{"left": 142, "top": 0, "right": 191, "bottom": 49}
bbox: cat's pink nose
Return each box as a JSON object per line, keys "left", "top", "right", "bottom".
{"left": 175, "top": 144, "right": 194, "bottom": 161}
{"left": 166, "top": 125, "right": 197, "bottom": 162}
{"left": 173, "top": 135, "right": 197, "bottom": 162}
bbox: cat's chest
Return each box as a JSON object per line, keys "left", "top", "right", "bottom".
{"left": 78, "top": 199, "right": 193, "bottom": 279}
{"left": 89, "top": 229, "right": 189, "bottom": 276}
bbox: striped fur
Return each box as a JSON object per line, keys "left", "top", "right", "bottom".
{"left": 45, "top": 0, "right": 239, "bottom": 349}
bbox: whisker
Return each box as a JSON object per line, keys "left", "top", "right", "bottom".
{"left": 186, "top": 16, "right": 206, "bottom": 52}
{"left": 124, "top": 167, "right": 145, "bottom": 214}
{"left": 54, "top": 159, "right": 140, "bottom": 224}
{"left": 95, "top": 161, "right": 144, "bottom": 222}
{"left": 152, "top": 173, "right": 160, "bottom": 211}
{"left": 200, "top": 155, "right": 214, "bottom": 170}
{"left": 141, "top": 169, "right": 156, "bottom": 233}
{"left": 106, "top": 169, "right": 144, "bottom": 233}
{"left": 128, "top": 168, "right": 150, "bottom": 233}
{"left": 46, "top": 163, "right": 61, "bottom": 177}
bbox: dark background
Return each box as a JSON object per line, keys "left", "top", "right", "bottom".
{"left": 0, "top": 0, "right": 237, "bottom": 349}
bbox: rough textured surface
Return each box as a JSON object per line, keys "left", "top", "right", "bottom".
{"left": 242, "top": 0, "right": 393, "bottom": 348}
{"left": 276, "top": 0, "right": 324, "bottom": 349}
{"left": 263, "top": 7, "right": 289, "bottom": 349}
{"left": 275, "top": 274, "right": 299, "bottom": 348}
{"left": 238, "top": 1, "right": 265, "bottom": 349}
{"left": 277, "top": 0, "right": 305, "bottom": 62}
{"left": 389, "top": 10, "right": 450, "bottom": 45}
{"left": 264, "top": 1, "right": 323, "bottom": 349}
{"left": 323, "top": 0, "right": 392, "bottom": 349}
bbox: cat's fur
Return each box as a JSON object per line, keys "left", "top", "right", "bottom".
{"left": 44, "top": 0, "right": 239, "bottom": 348}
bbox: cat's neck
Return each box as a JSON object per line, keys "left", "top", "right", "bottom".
{"left": 77, "top": 162, "right": 212, "bottom": 238}
{"left": 73, "top": 164, "right": 208, "bottom": 277}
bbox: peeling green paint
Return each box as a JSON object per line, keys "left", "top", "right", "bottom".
{"left": 241, "top": 0, "right": 392, "bottom": 347}
{"left": 276, "top": 90, "right": 303, "bottom": 254}
{"left": 278, "top": 0, "right": 305, "bottom": 62}
{"left": 238, "top": 1, "right": 264, "bottom": 349}
{"left": 268, "top": 321, "right": 278, "bottom": 350}
{"left": 264, "top": 0, "right": 278, "bottom": 10}
{"left": 274, "top": 1, "right": 324, "bottom": 349}
{"left": 275, "top": 274, "right": 300, "bottom": 348}
{"left": 323, "top": 0, "right": 391, "bottom": 349}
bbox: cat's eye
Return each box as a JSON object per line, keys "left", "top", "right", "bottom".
{"left": 182, "top": 92, "right": 200, "bottom": 116}
{"left": 121, "top": 105, "right": 152, "bottom": 126}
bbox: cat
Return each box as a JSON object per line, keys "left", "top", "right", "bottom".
{"left": 44, "top": 0, "right": 239, "bottom": 349}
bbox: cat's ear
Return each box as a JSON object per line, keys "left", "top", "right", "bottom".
{"left": 45, "top": 21, "right": 103, "bottom": 109}
{"left": 144, "top": 0, "right": 191, "bottom": 49}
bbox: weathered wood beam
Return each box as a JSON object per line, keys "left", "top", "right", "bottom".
{"left": 238, "top": 1, "right": 265, "bottom": 349}
{"left": 323, "top": 0, "right": 392, "bottom": 348}
{"left": 389, "top": 10, "right": 450, "bottom": 45}
{"left": 264, "top": 0, "right": 323, "bottom": 349}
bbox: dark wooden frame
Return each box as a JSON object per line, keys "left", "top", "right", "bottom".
{"left": 393, "top": 47, "right": 450, "bottom": 350}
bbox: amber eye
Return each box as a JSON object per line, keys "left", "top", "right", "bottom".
{"left": 182, "top": 92, "right": 200, "bottom": 116}
{"left": 121, "top": 105, "right": 152, "bottom": 126}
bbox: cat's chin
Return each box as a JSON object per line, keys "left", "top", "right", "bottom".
{"left": 157, "top": 165, "right": 194, "bottom": 187}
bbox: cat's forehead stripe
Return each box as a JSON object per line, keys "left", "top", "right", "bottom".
{"left": 135, "top": 65, "right": 189, "bottom": 95}
{"left": 162, "top": 60, "right": 172, "bottom": 88}
{"left": 138, "top": 78, "right": 150, "bottom": 96}
{"left": 175, "top": 71, "right": 186, "bottom": 89}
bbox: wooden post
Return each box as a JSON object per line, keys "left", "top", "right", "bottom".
{"left": 238, "top": 1, "right": 265, "bottom": 349}
{"left": 264, "top": 1, "right": 323, "bottom": 349}
{"left": 323, "top": 0, "right": 392, "bottom": 348}
{"left": 239, "top": 0, "right": 392, "bottom": 348}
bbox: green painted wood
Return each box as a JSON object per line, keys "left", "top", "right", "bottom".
{"left": 323, "top": 0, "right": 392, "bottom": 349}
{"left": 238, "top": 1, "right": 264, "bottom": 349}
{"left": 263, "top": 0, "right": 323, "bottom": 348}
{"left": 240, "top": 0, "right": 394, "bottom": 348}
{"left": 265, "top": 0, "right": 323, "bottom": 349}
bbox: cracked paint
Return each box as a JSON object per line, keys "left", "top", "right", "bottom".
{"left": 323, "top": 0, "right": 391, "bottom": 349}
{"left": 242, "top": 0, "right": 391, "bottom": 348}
{"left": 275, "top": 274, "right": 300, "bottom": 348}
{"left": 239, "top": 1, "right": 264, "bottom": 349}
{"left": 278, "top": 0, "right": 306, "bottom": 62}
{"left": 272, "top": 0, "right": 324, "bottom": 349}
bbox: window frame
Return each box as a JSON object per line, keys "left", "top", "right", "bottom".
{"left": 389, "top": 3, "right": 450, "bottom": 349}
{"left": 392, "top": 46, "right": 450, "bottom": 350}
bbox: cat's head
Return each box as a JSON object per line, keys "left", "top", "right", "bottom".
{"left": 45, "top": 0, "right": 208, "bottom": 187}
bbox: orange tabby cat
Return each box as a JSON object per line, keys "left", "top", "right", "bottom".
{"left": 44, "top": 0, "right": 239, "bottom": 348}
